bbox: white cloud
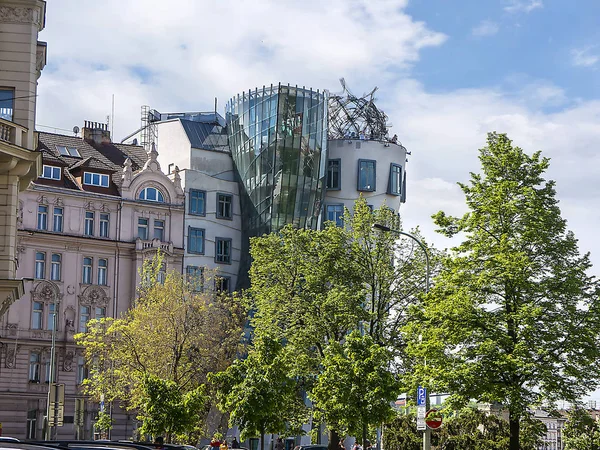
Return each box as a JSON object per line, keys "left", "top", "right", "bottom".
{"left": 504, "top": 0, "right": 543, "bottom": 13}
{"left": 35, "top": 0, "right": 600, "bottom": 274}
{"left": 472, "top": 20, "right": 499, "bottom": 37}
{"left": 571, "top": 47, "right": 599, "bottom": 68}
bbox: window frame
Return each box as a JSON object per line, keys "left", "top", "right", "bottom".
{"left": 0, "top": 88, "right": 14, "bottom": 121}
{"left": 216, "top": 193, "right": 233, "bottom": 220}
{"left": 76, "top": 356, "right": 88, "bottom": 385}
{"left": 97, "top": 258, "right": 108, "bottom": 286}
{"left": 28, "top": 352, "right": 41, "bottom": 383}
{"left": 139, "top": 186, "right": 165, "bottom": 203}
{"left": 50, "top": 253, "right": 61, "bottom": 281}
{"left": 388, "top": 163, "right": 402, "bottom": 196}
{"left": 187, "top": 227, "right": 205, "bottom": 255}
{"left": 35, "top": 252, "right": 46, "bottom": 279}
{"left": 26, "top": 409, "right": 37, "bottom": 439}
{"left": 326, "top": 204, "right": 345, "bottom": 227}
{"left": 357, "top": 159, "right": 377, "bottom": 192}
{"left": 153, "top": 219, "right": 165, "bottom": 241}
{"left": 326, "top": 158, "right": 341, "bottom": 190}
{"left": 32, "top": 301, "right": 43, "bottom": 330}
{"left": 215, "top": 276, "right": 231, "bottom": 294}
{"left": 186, "top": 266, "right": 204, "bottom": 292}
{"left": 83, "top": 172, "right": 110, "bottom": 188}
{"left": 215, "top": 237, "right": 232, "bottom": 264}
{"left": 53, "top": 207, "right": 63, "bottom": 232}
{"left": 84, "top": 211, "right": 94, "bottom": 236}
{"left": 188, "top": 189, "right": 206, "bottom": 216}
{"left": 138, "top": 217, "right": 149, "bottom": 240}
{"left": 56, "top": 145, "right": 81, "bottom": 158}
{"left": 82, "top": 257, "right": 93, "bottom": 285}
{"left": 41, "top": 165, "right": 61, "bottom": 180}
{"left": 79, "top": 305, "right": 91, "bottom": 333}
{"left": 99, "top": 213, "right": 109, "bottom": 238}
{"left": 47, "top": 302, "right": 56, "bottom": 331}
{"left": 37, "top": 205, "right": 48, "bottom": 231}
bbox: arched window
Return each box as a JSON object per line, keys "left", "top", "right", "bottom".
{"left": 139, "top": 187, "right": 165, "bottom": 202}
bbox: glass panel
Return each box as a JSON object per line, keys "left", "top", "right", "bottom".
{"left": 79, "top": 306, "right": 90, "bottom": 332}
{"left": 51, "top": 254, "right": 61, "bottom": 281}
{"left": 138, "top": 218, "right": 148, "bottom": 240}
{"left": 99, "top": 213, "right": 109, "bottom": 237}
{"left": 84, "top": 211, "right": 94, "bottom": 236}
{"left": 0, "top": 89, "right": 14, "bottom": 121}
{"left": 358, "top": 160, "right": 376, "bottom": 191}
{"left": 53, "top": 207, "right": 63, "bottom": 232}
{"left": 47, "top": 303, "right": 56, "bottom": 331}
{"left": 32, "top": 302, "right": 43, "bottom": 329}
{"left": 37, "top": 205, "right": 48, "bottom": 230}
{"left": 154, "top": 220, "right": 164, "bottom": 241}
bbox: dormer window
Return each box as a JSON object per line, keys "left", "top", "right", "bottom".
{"left": 41, "top": 165, "right": 61, "bottom": 180}
{"left": 56, "top": 145, "right": 81, "bottom": 158}
{"left": 83, "top": 172, "right": 109, "bottom": 187}
{"left": 139, "top": 187, "right": 164, "bottom": 202}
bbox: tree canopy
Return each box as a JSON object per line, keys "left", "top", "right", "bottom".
{"left": 404, "top": 133, "right": 600, "bottom": 450}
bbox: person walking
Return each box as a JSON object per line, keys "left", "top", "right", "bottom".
{"left": 275, "top": 438, "right": 284, "bottom": 450}
{"left": 231, "top": 438, "right": 240, "bottom": 449}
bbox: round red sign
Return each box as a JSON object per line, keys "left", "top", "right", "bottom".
{"left": 425, "top": 409, "right": 443, "bottom": 430}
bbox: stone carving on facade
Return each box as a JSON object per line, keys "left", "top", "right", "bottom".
{"left": 6, "top": 323, "right": 18, "bottom": 337}
{"left": 54, "top": 197, "right": 64, "bottom": 207}
{"left": 78, "top": 286, "right": 109, "bottom": 308}
{"left": 37, "top": 194, "right": 48, "bottom": 205}
{"left": 66, "top": 285, "right": 76, "bottom": 295}
{"left": 1, "top": 294, "right": 13, "bottom": 314}
{"left": 122, "top": 158, "right": 133, "bottom": 188}
{"left": 62, "top": 350, "right": 74, "bottom": 372}
{"left": 173, "top": 166, "right": 184, "bottom": 196}
{"left": 101, "top": 203, "right": 109, "bottom": 212}
{"left": 143, "top": 143, "right": 161, "bottom": 172}
{"left": 64, "top": 306, "right": 76, "bottom": 332}
{"left": 31, "top": 280, "right": 62, "bottom": 305}
{"left": 0, "top": 6, "right": 34, "bottom": 24}
{"left": 17, "top": 200, "right": 23, "bottom": 228}
{"left": 84, "top": 201, "right": 94, "bottom": 210}
{"left": 5, "top": 345, "right": 18, "bottom": 369}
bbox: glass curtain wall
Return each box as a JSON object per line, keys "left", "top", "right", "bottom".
{"left": 227, "top": 84, "right": 328, "bottom": 236}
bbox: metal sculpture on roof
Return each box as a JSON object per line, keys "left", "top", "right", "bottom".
{"left": 328, "top": 78, "right": 392, "bottom": 141}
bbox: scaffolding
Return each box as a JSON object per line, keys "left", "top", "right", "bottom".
{"left": 328, "top": 78, "right": 391, "bottom": 141}
{"left": 140, "top": 105, "right": 157, "bottom": 151}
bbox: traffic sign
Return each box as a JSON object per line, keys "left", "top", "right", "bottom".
{"left": 417, "top": 405, "right": 427, "bottom": 431}
{"left": 417, "top": 386, "right": 427, "bottom": 406}
{"left": 425, "top": 409, "right": 443, "bottom": 430}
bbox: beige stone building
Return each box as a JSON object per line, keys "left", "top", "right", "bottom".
{"left": 0, "top": 122, "right": 185, "bottom": 439}
{"left": 0, "top": 0, "right": 45, "bottom": 317}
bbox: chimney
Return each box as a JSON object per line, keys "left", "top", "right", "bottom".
{"left": 82, "top": 120, "right": 111, "bottom": 144}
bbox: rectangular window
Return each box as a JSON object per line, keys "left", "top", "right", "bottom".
{"left": 83, "top": 172, "right": 110, "bottom": 187}
{"left": 138, "top": 218, "right": 148, "bottom": 240}
{"left": 82, "top": 257, "right": 92, "bottom": 284}
{"left": 50, "top": 253, "right": 61, "bottom": 281}
{"left": 326, "top": 204, "right": 344, "bottom": 227}
{"left": 77, "top": 356, "right": 88, "bottom": 384}
{"left": 357, "top": 159, "right": 376, "bottom": 192}
{"left": 188, "top": 227, "right": 205, "bottom": 254}
{"left": 189, "top": 189, "right": 206, "bottom": 215}
{"left": 97, "top": 259, "right": 107, "bottom": 286}
{"left": 84, "top": 211, "right": 94, "bottom": 236}
{"left": 186, "top": 266, "right": 204, "bottom": 292}
{"left": 216, "top": 193, "right": 233, "bottom": 219}
{"left": 29, "top": 353, "right": 40, "bottom": 382}
{"left": 56, "top": 146, "right": 81, "bottom": 157}
{"left": 44, "top": 359, "right": 51, "bottom": 383}
{"left": 35, "top": 252, "right": 45, "bottom": 279}
{"left": 47, "top": 303, "right": 56, "bottom": 331}
{"left": 154, "top": 219, "right": 164, "bottom": 241}
{"left": 157, "top": 264, "right": 166, "bottom": 285}
{"left": 95, "top": 306, "right": 106, "bottom": 320}
{"left": 388, "top": 163, "right": 402, "bottom": 195}
{"left": 37, "top": 205, "right": 48, "bottom": 230}
{"left": 215, "top": 238, "right": 232, "bottom": 264}
{"left": 99, "top": 213, "right": 109, "bottom": 237}
{"left": 79, "top": 306, "right": 90, "bottom": 332}
{"left": 32, "top": 301, "right": 43, "bottom": 330}
{"left": 0, "top": 88, "right": 14, "bottom": 121}
{"left": 41, "top": 165, "right": 61, "bottom": 180}
{"left": 215, "top": 276, "right": 231, "bottom": 294}
{"left": 53, "top": 207, "right": 63, "bottom": 232}
{"left": 26, "top": 409, "right": 37, "bottom": 439}
{"left": 326, "top": 159, "right": 341, "bottom": 190}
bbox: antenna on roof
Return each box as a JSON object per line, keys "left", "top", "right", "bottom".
{"left": 214, "top": 97, "right": 217, "bottom": 115}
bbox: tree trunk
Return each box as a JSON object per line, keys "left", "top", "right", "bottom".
{"left": 509, "top": 416, "right": 520, "bottom": 450}
{"left": 328, "top": 429, "right": 340, "bottom": 450}
{"left": 362, "top": 421, "right": 367, "bottom": 449}
{"left": 261, "top": 430, "right": 265, "bottom": 450}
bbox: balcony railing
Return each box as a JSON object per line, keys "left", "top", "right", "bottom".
{"left": 135, "top": 238, "right": 174, "bottom": 253}
{"left": 0, "top": 117, "right": 29, "bottom": 147}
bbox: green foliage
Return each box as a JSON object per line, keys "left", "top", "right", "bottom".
{"left": 405, "top": 133, "right": 600, "bottom": 449}
{"left": 310, "top": 331, "right": 400, "bottom": 445}
{"left": 94, "top": 409, "right": 113, "bottom": 432}
{"left": 563, "top": 406, "right": 600, "bottom": 450}
{"left": 75, "top": 253, "right": 247, "bottom": 439}
{"left": 211, "top": 335, "right": 307, "bottom": 443}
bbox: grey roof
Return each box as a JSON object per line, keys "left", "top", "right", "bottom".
{"left": 179, "top": 119, "right": 230, "bottom": 153}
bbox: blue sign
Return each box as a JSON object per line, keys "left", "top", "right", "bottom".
{"left": 417, "top": 386, "right": 427, "bottom": 406}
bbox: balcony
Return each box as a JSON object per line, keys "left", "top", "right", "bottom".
{"left": 0, "top": 117, "right": 29, "bottom": 147}
{"left": 135, "top": 238, "right": 174, "bottom": 254}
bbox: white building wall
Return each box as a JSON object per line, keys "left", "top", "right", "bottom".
{"left": 324, "top": 138, "right": 407, "bottom": 214}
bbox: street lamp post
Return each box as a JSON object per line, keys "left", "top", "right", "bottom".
{"left": 372, "top": 223, "right": 431, "bottom": 450}
{"left": 45, "top": 293, "right": 58, "bottom": 440}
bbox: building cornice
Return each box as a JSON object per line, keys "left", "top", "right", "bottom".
{"left": 0, "top": 0, "right": 45, "bottom": 30}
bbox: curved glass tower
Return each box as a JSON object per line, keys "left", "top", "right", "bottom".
{"left": 226, "top": 84, "right": 328, "bottom": 236}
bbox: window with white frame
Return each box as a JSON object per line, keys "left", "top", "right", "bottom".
{"left": 56, "top": 145, "right": 81, "bottom": 157}
{"left": 139, "top": 187, "right": 165, "bottom": 202}
{"left": 138, "top": 218, "right": 148, "bottom": 240}
{"left": 97, "top": 259, "right": 108, "bottom": 286}
{"left": 53, "top": 207, "right": 63, "bottom": 232}
{"left": 35, "top": 252, "right": 45, "bottom": 279}
{"left": 47, "top": 302, "right": 56, "bottom": 331}
{"left": 37, "top": 205, "right": 48, "bottom": 230}
{"left": 26, "top": 409, "right": 37, "bottom": 439}
{"left": 82, "top": 257, "right": 92, "bottom": 284}
{"left": 29, "top": 352, "right": 41, "bottom": 382}
{"left": 32, "top": 301, "right": 43, "bottom": 330}
{"left": 41, "top": 165, "right": 61, "bottom": 180}
{"left": 84, "top": 211, "right": 94, "bottom": 236}
{"left": 95, "top": 306, "right": 106, "bottom": 320}
{"left": 99, "top": 213, "right": 109, "bottom": 238}
{"left": 50, "top": 253, "right": 61, "bottom": 281}
{"left": 154, "top": 219, "right": 164, "bottom": 241}
{"left": 79, "top": 306, "right": 90, "bottom": 332}
{"left": 83, "top": 172, "right": 110, "bottom": 187}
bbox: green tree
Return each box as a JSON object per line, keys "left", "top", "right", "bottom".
{"left": 405, "top": 133, "right": 600, "bottom": 450}
{"left": 310, "top": 331, "right": 400, "bottom": 447}
{"left": 563, "top": 406, "right": 600, "bottom": 450}
{"left": 76, "top": 255, "right": 247, "bottom": 441}
{"left": 211, "top": 335, "right": 306, "bottom": 450}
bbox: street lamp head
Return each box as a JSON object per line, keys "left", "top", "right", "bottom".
{"left": 372, "top": 223, "right": 392, "bottom": 232}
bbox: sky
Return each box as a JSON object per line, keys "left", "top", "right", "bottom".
{"left": 35, "top": 0, "right": 600, "bottom": 402}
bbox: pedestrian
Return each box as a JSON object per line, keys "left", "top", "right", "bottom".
{"left": 231, "top": 438, "right": 239, "bottom": 449}
{"left": 154, "top": 437, "right": 166, "bottom": 450}
{"left": 352, "top": 442, "right": 361, "bottom": 450}
{"left": 275, "top": 438, "right": 284, "bottom": 450}
{"left": 339, "top": 439, "right": 345, "bottom": 450}
{"left": 220, "top": 440, "right": 229, "bottom": 450}
{"left": 211, "top": 437, "right": 222, "bottom": 449}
